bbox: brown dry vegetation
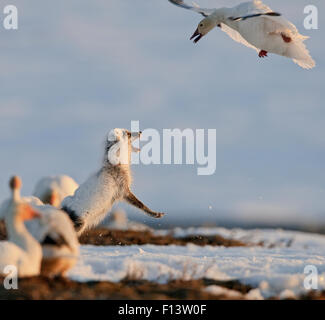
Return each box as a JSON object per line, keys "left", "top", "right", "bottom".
{"left": 0, "top": 276, "right": 323, "bottom": 300}
{"left": 0, "top": 220, "right": 246, "bottom": 247}
{"left": 0, "top": 277, "right": 252, "bottom": 300}
{"left": 79, "top": 228, "right": 246, "bottom": 247}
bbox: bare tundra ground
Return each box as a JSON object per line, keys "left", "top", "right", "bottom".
{"left": 0, "top": 221, "right": 246, "bottom": 247}
{"left": 0, "top": 277, "right": 324, "bottom": 300}
{"left": 0, "top": 277, "right": 252, "bottom": 300}
{"left": 79, "top": 228, "right": 247, "bottom": 247}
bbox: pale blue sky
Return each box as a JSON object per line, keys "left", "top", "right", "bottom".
{"left": 0, "top": 0, "right": 324, "bottom": 226}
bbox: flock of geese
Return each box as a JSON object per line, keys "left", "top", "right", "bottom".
{"left": 0, "top": 175, "right": 80, "bottom": 278}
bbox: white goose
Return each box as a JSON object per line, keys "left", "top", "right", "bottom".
{"left": 168, "top": 0, "right": 315, "bottom": 69}
{"left": 33, "top": 175, "right": 79, "bottom": 208}
{"left": 25, "top": 201, "right": 80, "bottom": 277}
{"left": 0, "top": 177, "right": 42, "bottom": 278}
{"left": 0, "top": 178, "right": 79, "bottom": 277}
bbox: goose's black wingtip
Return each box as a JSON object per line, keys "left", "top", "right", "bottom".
{"left": 230, "top": 11, "right": 282, "bottom": 22}
{"left": 267, "top": 12, "right": 282, "bottom": 17}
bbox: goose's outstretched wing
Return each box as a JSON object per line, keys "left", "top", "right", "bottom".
{"left": 234, "top": 0, "right": 277, "bottom": 16}
{"left": 230, "top": 12, "right": 280, "bottom": 22}
{"left": 220, "top": 0, "right": 280, "bottom": 52}
{"left": 168, "top": 0, "right": 215, "bottom": 17}
{"left": 169, "top": 0, "right": 280, "bottom": 20}
{"left": 229, "top": 1, "right": 281, "bottom": 21}
{"left": 220, "top": 23, "right": 259, "bottom": 52}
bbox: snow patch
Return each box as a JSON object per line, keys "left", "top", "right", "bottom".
{"left": 68, "top": 230, "right": 325, "bottom": 299}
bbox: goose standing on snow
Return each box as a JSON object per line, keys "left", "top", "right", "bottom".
{"left": 168, "top": 0, "right": 315, "bottom": 69}
{"left": 25, "top": 201, "right": 79, "bottom": 277}
{"left": 33, "top": 175, "right": 79, "bottom": 208}
{"left": 0, "top": 178, "right": 79, "bottom": 277}
{"left": 0, "top": 177, "right": 42, "bottom": 277}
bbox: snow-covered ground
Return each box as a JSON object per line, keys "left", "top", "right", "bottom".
{"left": 68, "top": 228, "right": 325, "bottom": 299}
{"left": 155, "top": 227, "right": 325, "bottom": 250}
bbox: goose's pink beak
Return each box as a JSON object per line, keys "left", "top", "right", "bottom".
{"left": 190, "top": 28, "right": 203, "bottom": 43}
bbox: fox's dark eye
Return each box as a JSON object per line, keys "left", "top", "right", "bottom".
{"left": 200, "top": 23, "right": 203, "bottom": 27}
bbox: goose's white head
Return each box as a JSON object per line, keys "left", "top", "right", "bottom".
{"left": 191, "top": 17, "right": 217, "bottom": 43}
{"left": 106, "top": 128, "right": 142, "bottom": 166}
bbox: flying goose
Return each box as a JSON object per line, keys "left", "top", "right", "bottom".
{"left": 168, "top": 0, "right": 315, "bottom": 69}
